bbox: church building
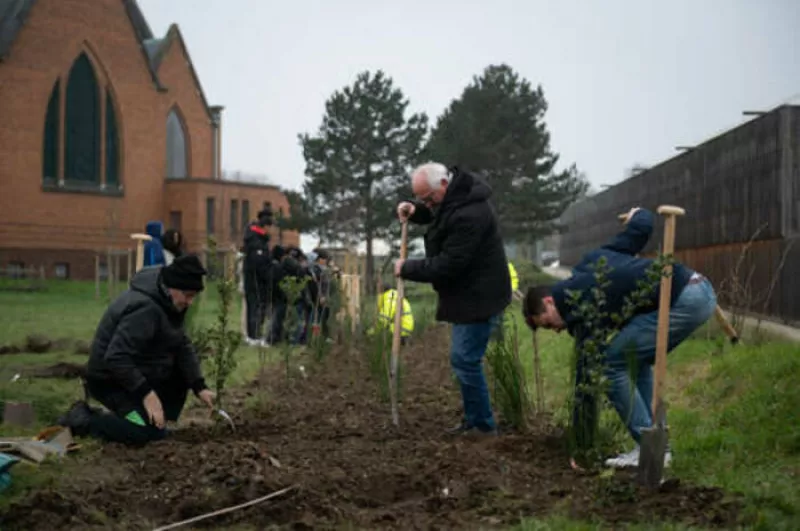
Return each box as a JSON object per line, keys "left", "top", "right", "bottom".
{"left": 0, "top": 0, "right": 297, "bottom": 279}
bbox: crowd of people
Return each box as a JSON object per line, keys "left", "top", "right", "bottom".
{"left": 56, "top": 161, "right": 718, "bottom": 475}
{"left": 239, "top": 205, "right": 340, "bottom": 347}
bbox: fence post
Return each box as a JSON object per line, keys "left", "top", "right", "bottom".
{"left": 114, "top": 252, "right": 120, "bottom": 296}
{"left": 95, "top": 254, "right": 100, "bottom": 300}
{"left": 106, "top": 247, "right": 113, "bottom": 300}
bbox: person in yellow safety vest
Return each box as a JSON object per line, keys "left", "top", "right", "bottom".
{"left": 508, "top": 261, "right": 519, "bottom": 293}
{"left": 374, "top": 283, "right": 414, "bottom": 345}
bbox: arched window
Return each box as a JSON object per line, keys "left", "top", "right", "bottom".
{"left": 105, "top": 90, "right": 120, "bottom": 186}
{"left": 42, "top": 50, "right": 122, "bottom": 192}
{"left": 43, "top": 81, "right": 59, "bottom": 180}
{"left": 65, "top": 53, "right": 100, "bottom": 182}
{"left": 166, "top": 108, "right": 188, "bottom": 178}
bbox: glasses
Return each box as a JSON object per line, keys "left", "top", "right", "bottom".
{"left": 416, "top": 190, "right": 435, "bottom": 204}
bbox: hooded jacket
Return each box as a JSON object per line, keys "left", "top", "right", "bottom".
{"left": 87, "top": 267, "right": 207, "bottom": 400}
{"left": 143, "top": 221, "right": 166, "bottom": 267}
{"left": 400, "top": 166, "right": 511, "bottom": 323}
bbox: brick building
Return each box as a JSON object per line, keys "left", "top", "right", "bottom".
{"left": 0, "top": 0, "right": 298, "bottom": 280}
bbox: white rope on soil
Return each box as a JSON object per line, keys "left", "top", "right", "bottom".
{"left": 151, "top": 484, "right": 297, "bottom": 531}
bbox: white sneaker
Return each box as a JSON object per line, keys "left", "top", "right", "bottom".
{"left": 604, "top": 446, "right": 640, "bottom": 468}
{"left": 604, "top": 446, "right": 673, "bottom": 469}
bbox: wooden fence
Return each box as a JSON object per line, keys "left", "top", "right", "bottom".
{"left": 558, "top": 105, "right": 800, "bottom": 323}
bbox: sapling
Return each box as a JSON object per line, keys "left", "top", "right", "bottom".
{"left": 278, "top": 275, "right": 308, "bottom": 379}
{"left": 486, "top": 310, "right": 532, "bottom": 430}
{"left": 564, "top": 254, "right": 673, "bottom": 467}
{"left": 202, "top": 236, "right": 243, "bottom": 411}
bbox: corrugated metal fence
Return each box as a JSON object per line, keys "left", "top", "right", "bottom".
{"left": 559, "top": 105, "right": 800, "bottom": 324}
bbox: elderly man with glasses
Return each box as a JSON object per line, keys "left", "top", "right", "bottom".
{"left": 394, "top": 162, "right": 511, "bottom": 437}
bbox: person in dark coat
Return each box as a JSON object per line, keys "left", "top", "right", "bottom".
{"left": 522, "top": 207, "right": 717, "bottom": 469}
{"left": 142, "top": 220, "right": 166, "bottom": 267}
{"left": 242, "top": 207, "right": 273, "bottom": 346}
{"left": 267, "top": 245, "right": 304, "bottom": 344}
{"left": 396, "top": 162, "right": 511, "bottom": 436}
{"left": 57, "top": 255, "right": 215, "bottom": 446}
{"left": 160, "top": 229, "right": 184, "bottom": 265}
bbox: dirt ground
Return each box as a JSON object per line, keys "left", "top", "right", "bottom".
{"left": 3, "top": 325, "right": 743, "bottom": 530}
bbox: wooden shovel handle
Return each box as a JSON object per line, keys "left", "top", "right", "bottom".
{"left": 389, "top": 221, "right": 409, "bottom": 426}
{"left": 714, "top": 305, "right": 740, "bottom": 344}
{"left": 653, "top": 206, "right": 684, "bottom": 417}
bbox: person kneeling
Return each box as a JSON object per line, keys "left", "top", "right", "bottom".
{"left": 58, "top": 255, "right": 215, "bottom": 446}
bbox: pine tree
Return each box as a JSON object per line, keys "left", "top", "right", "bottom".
{"left": 425, "top": 64, "right": 589, "bottom": 243}
{"left": 297, "top": 70, "right": 428, "bottom": 288}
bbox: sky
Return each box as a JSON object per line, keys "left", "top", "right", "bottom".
{"left": 138, "top": 0, "right": 800, "bottom": 252}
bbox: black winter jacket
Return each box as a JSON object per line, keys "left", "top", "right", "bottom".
{"left": 270, "top": 256, "right": 304, "bottom": 305}
{"left": 87, "top": 268, "right": 207, "bottom": 400}
{"left": 242, "top": 222, "right": 271, "bottom": 273}
{"left": 400, "top": 167, "right": 511, "bottom": 323}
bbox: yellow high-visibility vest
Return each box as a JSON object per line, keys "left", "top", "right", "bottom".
{"left": 508, "top": 261, "right": 519, "bottom": 292}
{"left": 377, "top": 289, "right": 414, "bottom": 337}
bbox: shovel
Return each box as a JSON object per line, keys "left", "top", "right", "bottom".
{"left": 638, "top": 204, "right": 684, "bottom": 488}
{"left": 388, "top": 220, "right": 409, "bottom": 426}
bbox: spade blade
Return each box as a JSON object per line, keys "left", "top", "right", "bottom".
{"left": 638, "top": 400, "right": 668, "bottom": 488}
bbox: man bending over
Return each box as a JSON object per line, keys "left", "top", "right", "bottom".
{"left": 522, "top": 207, "right": 716, "bottom": 468}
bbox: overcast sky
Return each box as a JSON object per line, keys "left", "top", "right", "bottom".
{"left": 138, "top": 0, "right": 799, "bottom": 250}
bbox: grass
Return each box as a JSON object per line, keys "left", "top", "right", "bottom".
{"left": 2, "top": 276, "right": 800, "bottom": 529}
{"left": 0, "top": 278, "right": 266, "bottom": 429}
{"left": 507, "top": 304, "right": 800, "bottom": 530}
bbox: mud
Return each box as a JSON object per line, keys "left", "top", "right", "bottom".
{"left": 2, "top": 325, "right": 743, "bottom": 530}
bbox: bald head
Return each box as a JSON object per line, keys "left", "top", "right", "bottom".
{"left": 411, "top": 162, "right": 451, "bottom": 207}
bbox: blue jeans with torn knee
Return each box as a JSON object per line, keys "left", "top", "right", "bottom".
{"left": 450, "top": 313, "right": 501, "bottom": 432}
{"left": 604, "top": 276, "right": 717, "bottom": 443}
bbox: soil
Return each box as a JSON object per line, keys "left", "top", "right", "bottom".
{"left": 2, "top": 325, "right": 743, "bottom": 530}
{"left": 27, "top": 362, "right": 88, "bottom": 379}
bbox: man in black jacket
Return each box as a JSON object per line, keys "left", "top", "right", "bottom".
{"left": 242, "top": 206, "right": 273, "bottom": 346}
{"left": 266, "top": 245, "right": 304, "bottom": 344}
{"left": 396, "top": 162, "right": 511, "bottom": 436}
{"left": 58, "top": 255, "right": 215, "bottom": 446}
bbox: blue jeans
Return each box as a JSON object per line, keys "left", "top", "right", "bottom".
{"left": 293, "top": 303, "right": 310, "bottom": 344}
{"left": 450, "top": 313, "right": 501, "bottom": 432}
{"left": 605, "top": 277, "right": 717, "bottom": 443}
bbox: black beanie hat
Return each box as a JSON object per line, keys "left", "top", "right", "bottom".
{"left": 161, "top": 254, "right": 207, "bottom": 292}
{"left": 258, "top": 206, "right": 273, "bottom": 224}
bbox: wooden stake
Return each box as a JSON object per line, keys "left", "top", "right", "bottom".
{"left": 94, "top": 255, "right": 100, "bottom": 300}
{"left": 532, "top": 332, "right": 544, "bottom": 413}
{"left": 106, "top": 247, "right": 113, "bottom": 299}
{"left": 130, "top": 233, "right": 152, "bottom": 273}
{"left": 114, "top": 252, "right": 120, "bottom": 296}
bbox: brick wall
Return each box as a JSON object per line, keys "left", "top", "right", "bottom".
{"left": 0, "top": 0, "right": 298, "bottom": 278}
{"left": 0, "top": 247, "right": 131, "bottom": 281}
{"left": 164, "top": 179, "right": 300, "bottom": 253}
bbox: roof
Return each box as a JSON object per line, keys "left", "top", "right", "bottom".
{"left": 0, "top": 0, "right": 214, "bottom": 119}
{"left": 0, "top": 0, "right": 35, "bottom": 60}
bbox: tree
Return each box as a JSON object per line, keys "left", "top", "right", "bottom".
{"left": 297, "top": 70, "right": 428, "bottom": 289}
{"left": 425, "top": 64, "right": 589, "bottom": 243}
